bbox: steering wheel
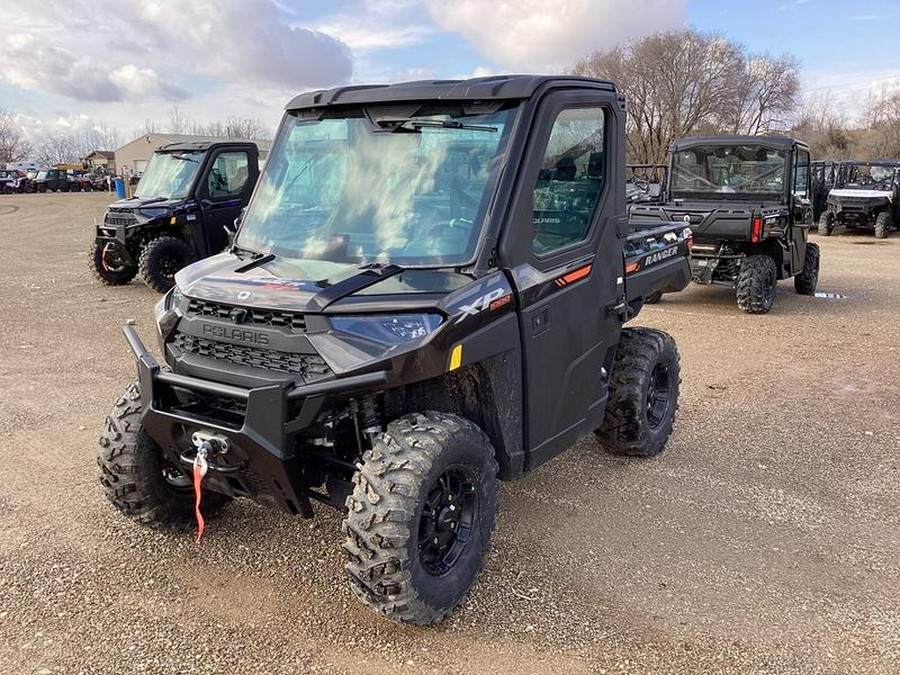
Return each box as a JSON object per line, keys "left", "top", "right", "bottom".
{"left": 631, "top": 176, "right": 651, "bottom": 193}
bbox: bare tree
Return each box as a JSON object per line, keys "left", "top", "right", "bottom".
{"left": 791, "top": 92, "right": 852, "bottom": 161}
{"left": 224, "top": 116, "right": 270, "bottom": 140}
{"left": 0, "top": 108, "right": 33, "bottom": 164}
{"left": 572, "top": 30, "right": 800, "bottom": 164}
{"left": 80, "top": 123, "right": 121, "bottom": 153}
{"left": 858, "top": 86, "right": 900, "bottom": 159}
{"left": 34, "top": 130, "right": 80, "bottom": 166}
{"left": 167, "top": 104, "right": 190, "bottom": 134}
{"left": 728, "top": 55, "right": 800, "bottom": 135}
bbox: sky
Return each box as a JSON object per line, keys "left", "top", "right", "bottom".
{"left": 2, "top": 0, "right": 898, "bottom": 147}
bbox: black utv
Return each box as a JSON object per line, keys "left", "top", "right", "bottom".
{"left": 631, "top": 135, "right": 819, "bottom": 314}
{"left": 97, "top": 75, "right": 694, "bottom": 625}
{"left": 89, "top": 141, "right": 260, "bottom": 292}
{"left": 32, "top": 168, "right": 73, "bottom": 192}
{"left": 817, "top": 161, "right": 900, "bottom": 239}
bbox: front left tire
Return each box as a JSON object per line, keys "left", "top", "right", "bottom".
{"left": 138, "top": 236, "right": 196, "bottom": 293}
{"left": 343, "top": 411, "right": 499, "bottom": 625}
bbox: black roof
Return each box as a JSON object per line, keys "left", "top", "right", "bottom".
{"left": 672, "top": 135, "right": 808, "bottom": 152}
{"left": 286, "top": 75, "right": 617, "bottom": 110}
{"left": 158, "top": 140, "right": 258, "bottom": 153}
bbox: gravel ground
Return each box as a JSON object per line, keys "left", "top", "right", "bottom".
{"left": 0, "top": 193, "right": 898, "bottom": 674}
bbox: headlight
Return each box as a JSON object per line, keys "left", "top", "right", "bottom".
{"left": 138, "top": 208, "right": 168, "bottom": 221}
{"left": 330, "top": 314, "right": 443, "bottom": 345}
{"left": 154, "top": 286, "right": 184, "bottom": 351}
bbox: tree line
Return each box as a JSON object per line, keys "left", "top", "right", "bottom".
{"left": 0, "top": 105, "right": 272, "bottom": 168}
{"left": 572, "top": 29, "right": 900, "bottom": 164}
{"left": 3, "top": 29, "right": 900, "bottom": 168}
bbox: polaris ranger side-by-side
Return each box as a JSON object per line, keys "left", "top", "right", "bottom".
{"left": 89, "top": 141, "right": 260, "bottom": 292}
{"left": 631, "top": 135, "right": 819, "bottom": 314}
{"left": 817, "top": 161, "right": 900, "bottom": 239}
{"left": 97, "top": 76, "right": 693, "bottom": 625}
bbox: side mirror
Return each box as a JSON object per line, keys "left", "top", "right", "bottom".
{"left": 225, "top": 207, "right": 245, "bottom": 247}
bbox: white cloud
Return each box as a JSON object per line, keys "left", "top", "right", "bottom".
{"left": 311, "top": 21, "right": 433, "bottom": 53}
{"left": 134, "top": 0, "right": 352, "bottom": 89}
{"left": 0, "top": 0, "right": 352, "bottom": 104}
{"left": 423, "top": 0, "right": 686, "bottom": 71}
{"left": 801, "top": 68, "right": 900, "bottom": 121}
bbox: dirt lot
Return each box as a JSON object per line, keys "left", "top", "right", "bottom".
{"left": 0, "top": 192, "right": 898, "bottom": 674}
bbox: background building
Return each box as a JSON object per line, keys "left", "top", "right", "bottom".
{"left": 83, "top": 150, "right": 116, "bottom": 173}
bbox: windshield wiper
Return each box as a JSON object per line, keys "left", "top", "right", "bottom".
{"left": 171, "top": 153, "right": 199, "bottom": 163}
{"left": 308, "top": 262, "right": 405, "bottom": 311}
{"left": 133, "top": 196, "right": 167, "bottom": 204}
{"left": 376, "top": 118, "right": 497, "bottom": 133}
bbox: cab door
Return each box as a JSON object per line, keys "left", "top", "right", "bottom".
{"left": 790, "top": 148, "right": 811, "bottom": 272}
{"left": 196, "top": 148, "right": 258, "bottom": 256}
{"left": 501, "top": 92, "right": 627, "bottom": 469}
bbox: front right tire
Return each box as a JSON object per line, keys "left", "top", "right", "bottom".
{"left": 874, "top": 211, "right": 890, "bottom": 239}
{"left": 343, "top": 411, "right": 499, "bottom": 625}
{"left": 818, "top": 212, "right": 833, "bottom": 236}
{"left": 794, "top": 242, "right": 820, "bottom": 295}
{"left": 89, "top": 240, "right": 138, "bottom": 285}
{"left": 595, "top": 328, "right": 681, "bottom": 457}
{"left": 97, "top": 382, "right": 230, "bottom": 529}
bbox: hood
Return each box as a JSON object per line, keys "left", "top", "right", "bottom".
{"left": 829, "top": 189, "right": 892, "bottom": 201}
{"left": 176, "top": 252, "right": 472, "bottom": 313}
{"left": 177, "top": 253, "right": 327, "bottom": 310}
{"left": 108, "top": 196, "right": 190, "bottom": 210}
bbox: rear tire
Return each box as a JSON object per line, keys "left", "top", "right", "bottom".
{"left": 595, "top": 328, "right": 680, "bottom": 457}
{"left": 794, "top": 242, "right": 820, "bottom": 295}
{"left": 97, "top": 382, "right": 230, "bottom": 529}
{"left": 139, "top": 236, "right": 196, "bottom": 293}
{"left": 817, "top": 212, "right": 833, "bottom": 236}
{"left": 343, "top": 411, "right": 499, "bottom": 625}
{"left": 89, "top": 240, "right": 138, "bottom": 285}
{"left": 736, "top": 255, "right": 777, "bottom": 314}
{"left": 875, "top": 211, "right": 890, "bottom": 239}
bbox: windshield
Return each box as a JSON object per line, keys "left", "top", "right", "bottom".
{"left": 839, "top": 164, "right": 896, "bottom": 190}
{"left": 36, "top": 170, "right": 49, "bottom": 180}
{"left": 236, "top": 105, "right": 517, "bottom": 267}
{"left": 134, "top": 150, "right": 205, "bottom": 199}
{"left": 671, "top": 144, "right": 787, "bottom": 197}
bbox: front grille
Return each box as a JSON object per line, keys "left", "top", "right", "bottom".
{"left": 173, "top": 333, "right": 332, "bottom": 383}
{"left": 104, "top": 211, "right": 136, "bottom": 227}
{"left": 187, "top": 299, "right": 306, "bottom": 332}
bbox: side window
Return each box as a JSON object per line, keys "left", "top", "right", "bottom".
{"left": 793, "top": 150, "right": 810, "bottom": 197}
{"left": 532, "top": 107, "right": 606, "bottom": 255}
{"left": 208, "top": 151, "right": 250, "bottom": 198}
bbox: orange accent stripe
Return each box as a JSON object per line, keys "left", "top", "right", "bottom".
{"left": 625, "top": 261, "right": 640, "bottom": 274}
{"left": 560, "top": 264, "right": 592, "bottom": 285}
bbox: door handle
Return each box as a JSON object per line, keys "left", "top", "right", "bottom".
{"left": 531, "top": 307, "right": 550, "bottom": 335}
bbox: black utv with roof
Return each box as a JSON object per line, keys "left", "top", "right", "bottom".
{"left": 817, "top": 161, "right": 900, "bottom": 239}
{"left": 96, "top": 75, "right": 693, "bottom": 626}
{"left": 89, "top": 141, "right": 260, "bottom": 292}
{"left": 630, "top": 135, "right": 819, "bottom": 314}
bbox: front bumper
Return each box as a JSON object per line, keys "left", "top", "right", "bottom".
{"left": 124, "top": 326, "right": 386, "bottom": 516}
{"left": 95, "top": 223, "right": 137, "bottom": 266}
